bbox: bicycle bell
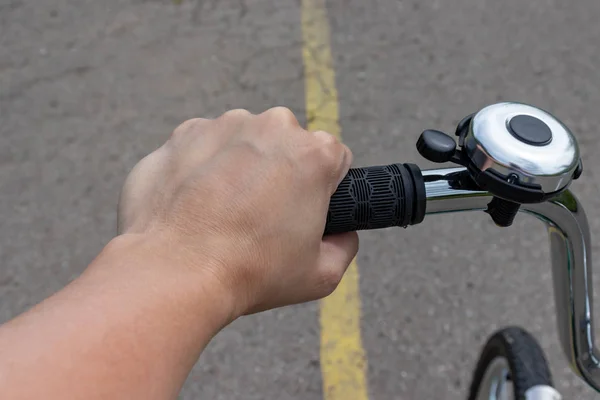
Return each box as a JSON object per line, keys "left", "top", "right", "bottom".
{"left": 417, "top": 102, "right": 583, "bottom": 226}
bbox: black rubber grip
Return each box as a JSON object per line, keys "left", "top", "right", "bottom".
{"left": 324, "top": 163, "right": 426, "bottom": 235}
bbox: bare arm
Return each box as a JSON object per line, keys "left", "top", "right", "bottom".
{"left": 0, "top": 108, "right": 358, "bottom": 399}
{"left": 0, "top": 234, "right": 234, "bottom": 399}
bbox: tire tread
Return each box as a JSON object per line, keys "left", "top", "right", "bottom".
{"left": 467, "top": 326, "right": 553, "bottom": 400}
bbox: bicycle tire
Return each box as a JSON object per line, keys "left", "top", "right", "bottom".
{"left": 467, "top": 326, "right": 556, "bottom": 400}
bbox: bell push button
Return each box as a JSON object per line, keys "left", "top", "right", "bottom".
{"left": 508, "top": 114, "right": 553, "bottom": 146}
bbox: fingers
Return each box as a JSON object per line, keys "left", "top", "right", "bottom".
{"left": 168, "top": 109, "right": 353, "bottom": 200}
{"left": 315, "top": 231, "right": 359, "bottom": 297}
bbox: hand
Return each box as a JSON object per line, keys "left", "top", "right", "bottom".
{"left": 0, "top": 107, "right": 358, "bottom": 400}
{"left": 117, "top": 107, "right": 358, "bottom": 317}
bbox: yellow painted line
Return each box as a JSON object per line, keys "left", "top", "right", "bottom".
{"left": 301, "top": 1, "right": 369, "bottom": 399}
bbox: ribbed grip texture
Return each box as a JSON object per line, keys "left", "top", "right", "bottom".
{"left": 324, "top": 163, "right": 424, "bottom": 235}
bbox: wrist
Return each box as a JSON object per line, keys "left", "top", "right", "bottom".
{"left": 88, "top": 232, "right": 239, "bottom": 333}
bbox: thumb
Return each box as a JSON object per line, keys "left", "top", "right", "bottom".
{"left": 315, "top": 231, "right": 359, "bottom": 297}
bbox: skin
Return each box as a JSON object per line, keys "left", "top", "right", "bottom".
{"left": 0, "top": 107, "right": 359, "bottom": 400}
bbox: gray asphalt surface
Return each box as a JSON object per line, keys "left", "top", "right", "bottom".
{"left": 2, "top": 0, "right": 600, "bottom": 399}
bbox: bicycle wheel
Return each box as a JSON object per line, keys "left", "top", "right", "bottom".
{"left": 467, "top": 326, "right": 561, "bottom": 400}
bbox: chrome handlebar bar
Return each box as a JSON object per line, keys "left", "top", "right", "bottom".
{"left": 424, "top": 167, "right": 599, "bottom": 392}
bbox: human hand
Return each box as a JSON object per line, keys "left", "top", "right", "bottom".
{"left": 117, "top": 107, "right": 358, "bottom": 317}
{"left": 0, "top": 107, "right": 358, "bottom": 400}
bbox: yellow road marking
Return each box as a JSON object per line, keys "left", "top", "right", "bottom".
{"left": 301, "top": 1, "right": 369, "bottom": 399}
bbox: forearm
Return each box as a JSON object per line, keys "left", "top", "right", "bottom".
{"left": 0, "top": 234, "right": 235, "bottom": 400}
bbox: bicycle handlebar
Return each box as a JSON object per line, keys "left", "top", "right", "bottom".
{"left": 326, "top": 164, "right": 600, "bottom": 393}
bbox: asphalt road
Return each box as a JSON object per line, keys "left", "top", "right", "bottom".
{"left": 2, "top": 0, "right": 600, "bottom": 399}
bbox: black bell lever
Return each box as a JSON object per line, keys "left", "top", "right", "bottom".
{"left": 417, "top": 130, "right": 456, "bottom": 163}
{"left": 417, "top": 129, "right": 469, "bottom": 167}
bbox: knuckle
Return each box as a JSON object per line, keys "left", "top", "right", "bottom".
{"left": 316, "top": 130, "right": 341, "bottom": 148}
{"left": 262, "top": 106, "right": 299, "bottom": 126}
{"left": 342, "top": 143, "right": 353, "bottom": 165}
{"left": 221, "top": 108, "right": 252, "bottom": 120}
{"left": 315, "top": 132, "right": 343, "bottom": 164}
{"left": 170, "top": 118, "right": 206, "bottom": 140}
